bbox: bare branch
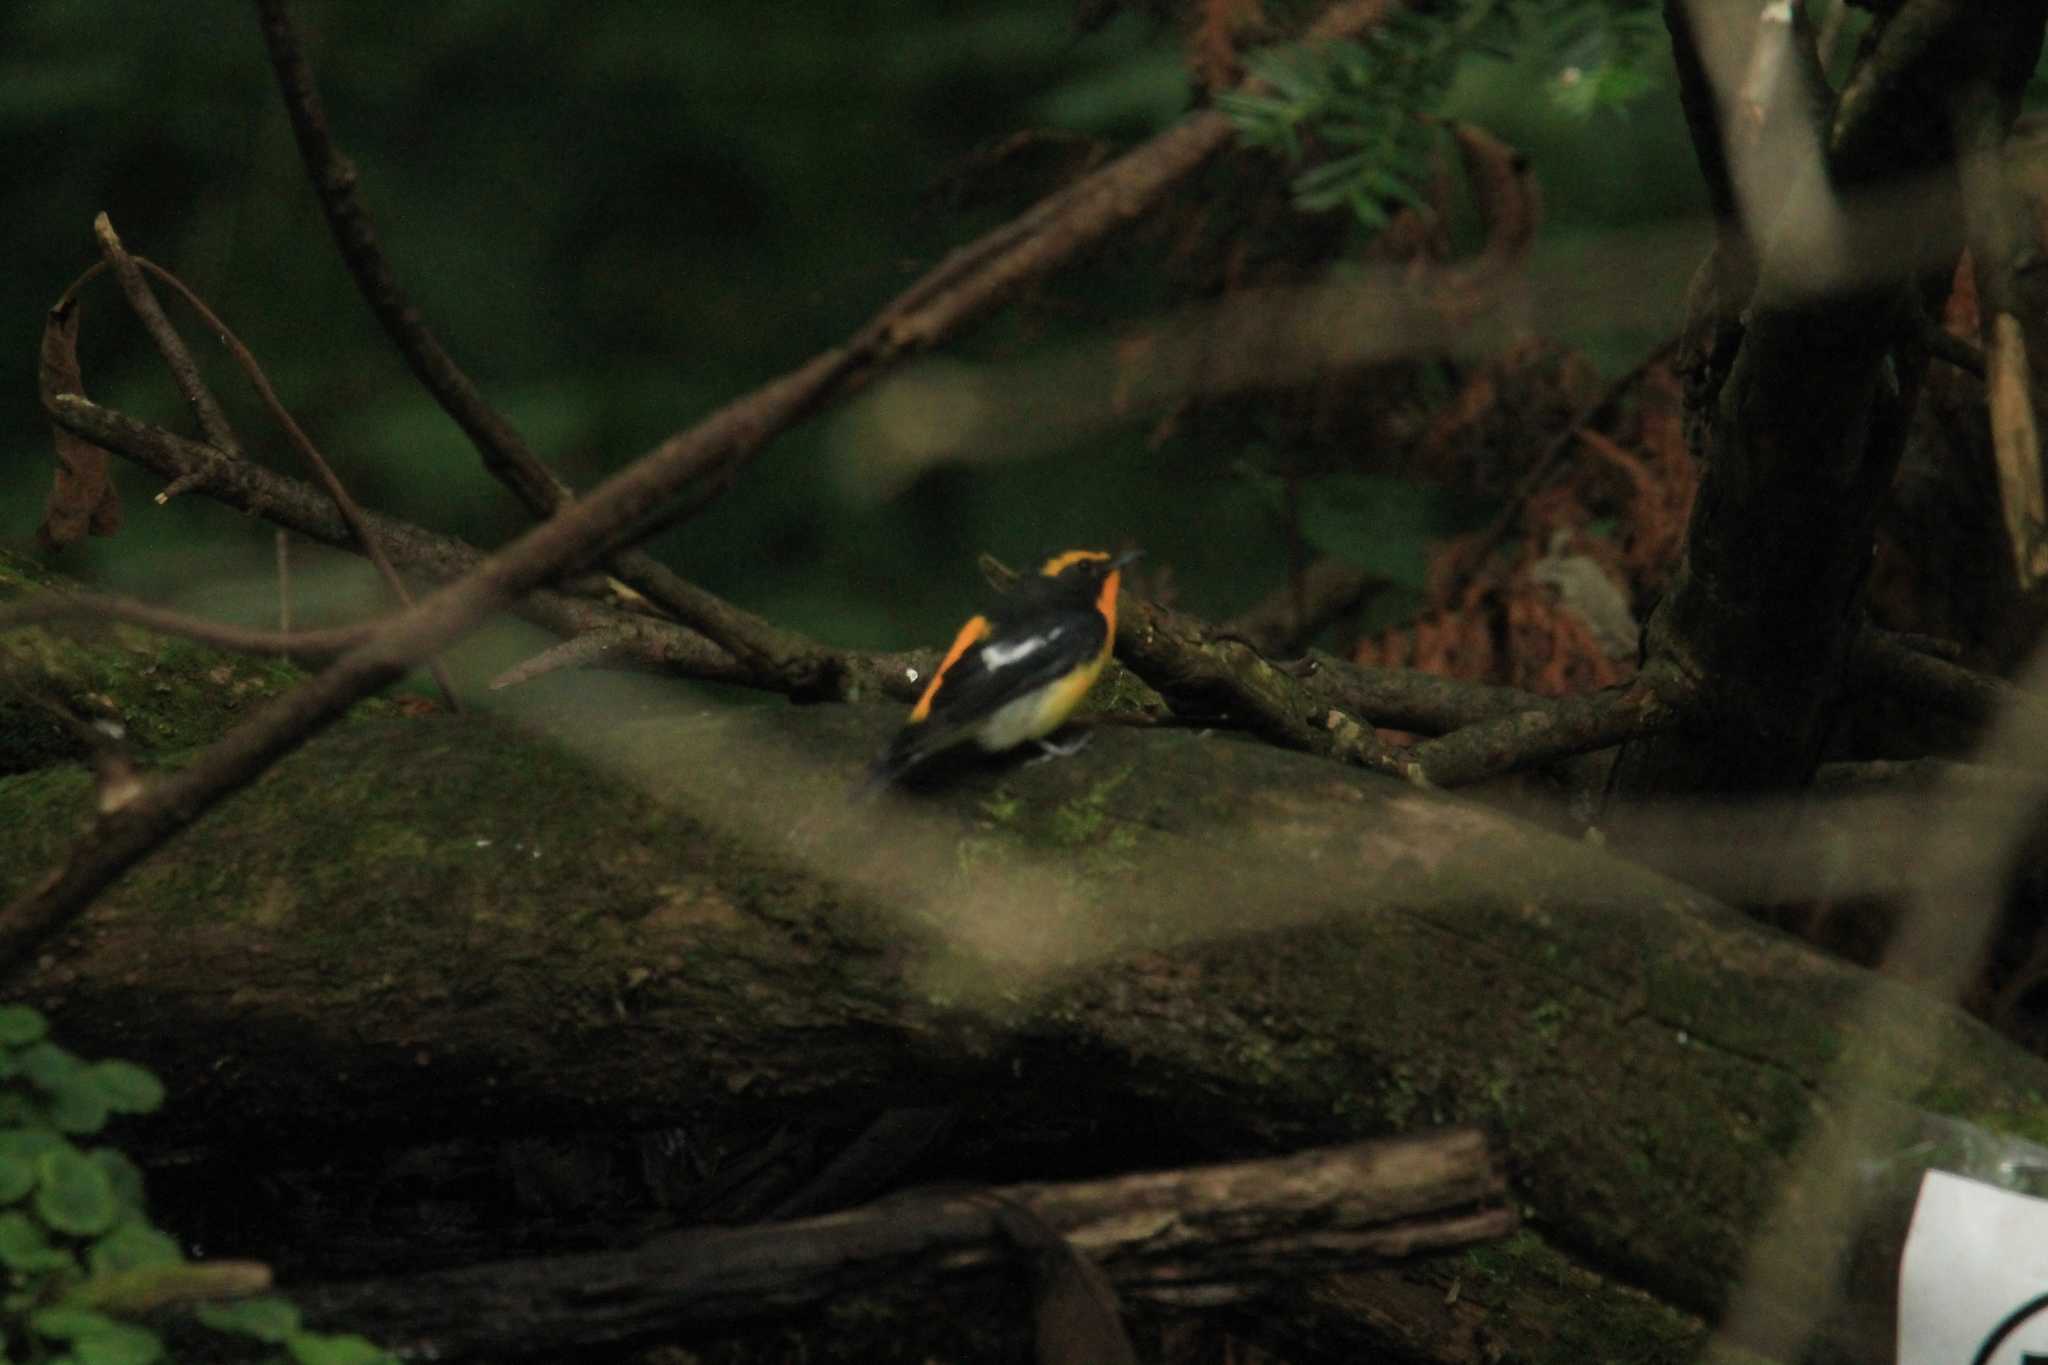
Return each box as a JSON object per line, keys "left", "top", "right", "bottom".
{"left": 91, "top": 214, "right": 241, "bottom": 460}
{"left": 1403, "top": 664, "right": 1694, "bottom": 788}
{"left": 1849, "top": 628, "right": 2048, "bottom": 736}
{"left": 1119, "top": 592, "right": 1694, "bottom": 787}
{"left": 290, "top": 1130, "right": 1512, "bottom": 1360}
{"left": 250, "top": 0, "right": 568, "bottom": 518}
{"left": 0, "top": 590, "right": 373, "bottom": 661}
{"left": 125, "top": 252, "right": 464, "bottom": 710}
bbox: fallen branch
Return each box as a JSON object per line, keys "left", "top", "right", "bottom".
{"left": 1401, "top": 662, "right": 1693, "bottom": 788}
{"left": 1119, "top": 592, "right": 1690, "bottom": 785}
{"left": 1850, "top": 627, "right": 2048, "bottom": 735}
{"left": 289, "top": 1130, "right": 1513, "bottom": 1361}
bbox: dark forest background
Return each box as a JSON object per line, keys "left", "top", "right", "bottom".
{"left": 2, "top": 2, "right": 1705, "bottom": 682}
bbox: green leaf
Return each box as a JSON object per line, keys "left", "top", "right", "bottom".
{"left": 0, "top": 1210, "right": 50, "bottom": 1266}
{"left": 18, "top": 1043, "right": 81, "bottom": 1092}
{"left": 46, "top": 1079, "right": 109, "bottom": 1137}
{"left": 0, "top": 1209, "right": 77, "bottom": 1276}
{"left": 87, "top": 1222, "right": 181, "bottom": 1276}
{"left": 34, "top": 1149, "right": 118, "bottom": 1236}
{"left": 285, "top": 1332, "right": 395, "bottom": 1365}
{"left": 0, "top": 1129, "right": 66, "bottom": 1162}
{"left": 0, "top": 1153, "right": 34, "bottom": 1204}
{"left": 196, "top": 1296, "right": 301, "bottom": 1344}
{"left": 87, "top": 1151, "right": 144, "bottom": 1214}
{"left": 85, "top": 1065, "right": 162, "bottom": 1117}
{"left": 72, "top": 1324, "right": 162, "bottom": 1365}
{"left": 28, "top": 1306, "right": 119, "bottom": 1339}
{"left": 0, "top": 1007, "right": 48, "bottom": 1047}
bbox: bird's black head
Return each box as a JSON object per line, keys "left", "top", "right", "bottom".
{"left": 1037, "top": 548, "right": 1142, "bottom": 591}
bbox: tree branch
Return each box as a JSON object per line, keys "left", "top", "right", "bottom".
{"left": 1118, "top": 594, "right": 1697, "bottom": 787}
{"left": 90, "top": 216, "right": 241, "bottom": 462}
{"left": 1401, "top": 663, "right": 1693, "bottom": 788}
{"left": 290, "top": 1131, "right": 1512, "bottom": 1361}
{"left": 108, "top": 245, "right": 464, "bottom": 710}
{"left": 1849, "top": 627, "right": 2048, "bottom": 735}
{"left": 0, "top": 591, "right": 372, "bottom": 661}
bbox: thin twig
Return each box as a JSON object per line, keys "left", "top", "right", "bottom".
{"left": 0, "top": 590, "right": 373, "bottom": 661}
{"left": 92, "top": 215, "right": 241, "bottom": 460}
{"left": 43, "top": 390, "right": 926, "bottom": 703}
{"left": 250, "top": 0, "right": 566, "bottom": 518}
{"left": 128, "top": 254, "right": 465, "bottom": 711}
{"left": 276, "top": 530, "right": 291, "bottom": 635}
{"left": 487, "top": 630, "right": 638, "bottom": 691}
{"left": 251, "top": 0, "right": 852, "bottom": 692}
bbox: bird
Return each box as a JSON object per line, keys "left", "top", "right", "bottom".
{"left": 867, "top": 548, "right": 1140, "bottom": 789}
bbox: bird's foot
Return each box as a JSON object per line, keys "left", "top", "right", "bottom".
{"left": 1028, "top": 730, "right": 1093, "bottom": 765}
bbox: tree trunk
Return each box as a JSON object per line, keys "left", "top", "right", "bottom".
{"left": 4, "top": 625, "right": 2046, "bottom": 1361}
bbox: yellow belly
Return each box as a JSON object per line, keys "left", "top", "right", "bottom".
{"left": 972, "top": 653, "right": 1107, "bottom": 751}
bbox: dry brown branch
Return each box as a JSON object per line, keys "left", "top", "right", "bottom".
{"left": 1119, "top": 593, "right": 1697, "bottom": 787}
{"left": 115, "top": 247, "right": 464, "bottom": 709}
{"left": 1850, "top": 627, "right": 2048, "bottom": 736}
{"left": 289, "top": 1130, "right": 1512, "bottom": 1361}
{"left": 1401, "top": 662, "right": 1692, "bottom": 787}
{"left": 36, "top": 392, "right": 925, "bottom": 702}
{"left": 250, "top": 0, "right": 842, "bottom": 692}
{"left": 91, "top": 215, "right": 241, "bottom": 462}
{"left": 486, "top": 630, "right": 641, "bottom": 691}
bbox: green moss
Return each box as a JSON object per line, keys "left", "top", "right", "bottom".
{"left": 0, "top": 549, "right": 389, "bottom": 776}
{"left": 1046, "top": 764, "right": 1133, "bottom": 846}
{"left": 1450, "top": 1232, "right": 1707, "bottom": 1363}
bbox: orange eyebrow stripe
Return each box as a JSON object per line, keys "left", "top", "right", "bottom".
{"left": 910, "top": 615, "right": 990, "bottom": 722}
{"left": 1039, "top": 549, "right": 1108, "bottom": 577}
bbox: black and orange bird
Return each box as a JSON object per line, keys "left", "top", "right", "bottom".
{"left": 868, "top": 548, "right": 1140, "bottom": 788}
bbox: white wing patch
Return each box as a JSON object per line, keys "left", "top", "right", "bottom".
{"left": 979, "top": 628, "right": 1062, "bottom": 671}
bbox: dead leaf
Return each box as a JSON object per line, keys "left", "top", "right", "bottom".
{"left": 37, "top": 296, "right": 122, "bottom": 550}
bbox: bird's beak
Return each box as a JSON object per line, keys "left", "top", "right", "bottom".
{"left": 1109, "top": 549, "right": 1145, "bottom": 571}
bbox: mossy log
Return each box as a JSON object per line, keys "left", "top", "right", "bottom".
{"left": 4, "top": 595, "right": 2047, "bottom": 1363}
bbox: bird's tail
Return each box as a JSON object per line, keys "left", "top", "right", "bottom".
{"left": 856, "top": 729, "right": 928, "bottom": 799}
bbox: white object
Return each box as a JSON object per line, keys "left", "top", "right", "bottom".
{"left": 1900, "top": 1169, "right": 2048, "bottom": 1364}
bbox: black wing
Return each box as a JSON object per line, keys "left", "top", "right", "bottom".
{"left": 919, "top": 601, "right": 1106, "bottom": 730}
{"left": 870, "top": 602, "right": 1106, "bottom": 785}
